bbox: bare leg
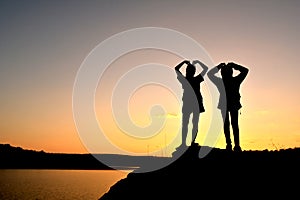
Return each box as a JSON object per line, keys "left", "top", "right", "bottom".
{"left": 181, "top": 112, "right": 190, "bottom": 146}
{"left": 191, "top": 112, "right": 199, "bottom": 144}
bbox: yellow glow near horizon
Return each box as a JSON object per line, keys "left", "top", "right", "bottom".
{"left": 1, "top": 1, "right": 300, "bottom": 154}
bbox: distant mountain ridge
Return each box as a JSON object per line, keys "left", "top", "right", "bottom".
{"left": 0, "top": 143, "right": 170, "bottom": 170}
{"left": 0, "top": 143, "right": 113, "bottom": 169}
{"left": 0, "top": 143, "right": 46, "bottom": 154}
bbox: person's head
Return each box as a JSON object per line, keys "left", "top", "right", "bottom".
{"left": 186, "top": 63, "right": 196, "bottom": 77}
{"left": 221, "top": 65, "right": 233, "bottom": 79}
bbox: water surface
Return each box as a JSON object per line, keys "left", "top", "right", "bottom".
{"left": 0, "top": 169, "right": 130, "bottom": 200}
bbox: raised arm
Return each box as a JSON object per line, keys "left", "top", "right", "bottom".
{"left": 175, "top": 60, "right": 189, "bottom": 73}
{"left": 228, "top": 62, "right": 249, "bottom": 82}
{"left": 207, "top": 63, "right": 225, "bottom": 84}
{"left": 192, "top": 60, "right": 209, "bottom": 77}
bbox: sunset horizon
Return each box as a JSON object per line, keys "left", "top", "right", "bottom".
{"left": 1, "top": 0, "right": 300, "bottom": 156}
{"left": 1, "top": 1, "right": 299, "bottom": 199}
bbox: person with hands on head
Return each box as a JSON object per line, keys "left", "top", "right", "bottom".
{"left": 207, "top": 62, "right": 249, "bottom": 152}
{"left": 175, "top": 59, "right": 208, "bottom": 150}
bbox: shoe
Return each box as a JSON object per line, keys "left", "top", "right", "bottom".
{"left": 191, "top": 142, "right": 199, "bottom": 147}
{"left": 233, "top": 146, "right": 242, "bottom": 152}
{"left": 226, "top": 144, "right": 232, "bottom": 152}
{"left": 176, "top": 144, "right": 187, "bottom": 151}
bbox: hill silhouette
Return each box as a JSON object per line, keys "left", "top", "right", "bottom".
{"left": 0, "top": 143, "right": 113, "bottom": 169}
{"left": 99, "top": 144, "right": 300, "bottom": 199}
{"left": 0, "top": 144, "right": 168, "bottom": 170}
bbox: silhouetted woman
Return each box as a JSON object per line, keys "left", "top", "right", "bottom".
{"left": 208, "top": 62, "right": 249, "bottom": 152}
{"left": 175, "top": 60, "right": 208, "bottom": 149}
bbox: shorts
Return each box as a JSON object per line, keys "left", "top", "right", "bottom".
{"left": 182, "top": 100, "right": 205, "bottom": 114}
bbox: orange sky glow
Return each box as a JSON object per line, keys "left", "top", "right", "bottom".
{"left": 1, "top": 1, "right": 300, "bottom": 155}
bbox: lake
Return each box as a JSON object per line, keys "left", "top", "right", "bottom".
{"left": 0, "top": 169, "right": 130, "bottom": 200}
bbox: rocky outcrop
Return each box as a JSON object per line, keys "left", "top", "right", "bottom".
{"left": 99, "top": 145, "right": 300, "bottom": 199}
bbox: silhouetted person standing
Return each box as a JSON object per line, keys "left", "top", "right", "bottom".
{"left": 208, "top": 62, "right": 249, "bottom": 152}
{"left": 175, "top": 60, "right": 208, "bottom": 149}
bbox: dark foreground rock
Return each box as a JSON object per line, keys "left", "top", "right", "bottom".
{"left": 99, "top": 145, "right": 300, "bottom": 199}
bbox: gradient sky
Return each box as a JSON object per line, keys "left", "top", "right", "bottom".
{"left": 0, "top": 0, "right": 300, "bottom": 155}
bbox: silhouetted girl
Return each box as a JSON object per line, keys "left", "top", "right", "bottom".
{"left": 208, "top": 62, "right": 249, "bottom": 152}
{"left": 175, "top": 60, "right": 208, "bottom": 148}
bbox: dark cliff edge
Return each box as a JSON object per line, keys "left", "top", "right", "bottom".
{"left": 99, "top": 145, "right": 300, "bottom": 199}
